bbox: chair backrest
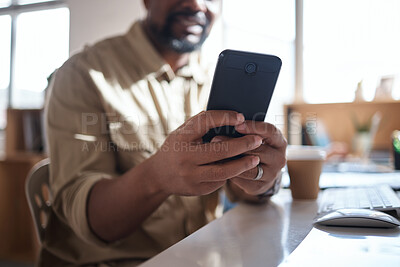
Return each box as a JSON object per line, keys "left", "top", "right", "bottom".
{"left": 25, "top": 158, "right": 51, "bottom": 244}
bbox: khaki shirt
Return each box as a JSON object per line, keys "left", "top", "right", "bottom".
{"left": 43, "top": 21, "right": 218, "bottom": 266}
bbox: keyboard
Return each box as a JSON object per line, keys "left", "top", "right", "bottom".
{"left": 318, "top": 184, "right": 400, "bottom": 214}
{"left": 336, "top": 162, "right": 393, "bottom": 173}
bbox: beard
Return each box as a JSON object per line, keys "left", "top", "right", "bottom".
{"left": 151, "top": 11, "right": 211, "bottom": 54}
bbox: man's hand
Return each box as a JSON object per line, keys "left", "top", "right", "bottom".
{"left": 150, "top": 111, "right": 264, "bottom": 197}
{"left": 212, "top": 121, "right": 287, "bottom": 197}
{"left": 88, "top": 112, "right": 285, "bottom": 242}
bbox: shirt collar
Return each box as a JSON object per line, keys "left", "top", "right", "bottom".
{"left": 176, "top": 53, "right": 207, "bottom": 85}
{"left": 125, "top": 21, "right": 206, "bottom": 85}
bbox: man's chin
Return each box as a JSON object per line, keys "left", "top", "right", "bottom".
{"left": 169, "top": 38, "right": 203, "bottom": 54}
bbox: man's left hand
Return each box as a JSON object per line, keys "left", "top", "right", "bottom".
{"left": 212, "top": 121, "right": 287, "bottom": 196}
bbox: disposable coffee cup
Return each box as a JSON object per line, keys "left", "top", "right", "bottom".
{"left": 286, "top": 146, "right": 327, "bottom": 200}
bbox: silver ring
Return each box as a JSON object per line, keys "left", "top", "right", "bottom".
{"left": 254, "top": 165, "right": 263, "bottom": 181}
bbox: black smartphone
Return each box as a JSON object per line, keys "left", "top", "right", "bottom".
{"left": 202, "top": 49, "right": 282, "bottom": 143}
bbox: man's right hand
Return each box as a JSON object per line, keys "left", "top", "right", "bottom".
{"left": 88, "top": 110, "right": 262, "bottom": 242}
{"left": 150, "top": 110, "right": 263, "bottom": 197}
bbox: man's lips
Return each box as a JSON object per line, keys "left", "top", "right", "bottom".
{"left": 171, "top": 13, "right": 207, "bottom": 35}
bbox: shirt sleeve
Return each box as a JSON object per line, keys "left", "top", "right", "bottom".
{"left": 45, "top": 58, "right": 117, "bottom": 246}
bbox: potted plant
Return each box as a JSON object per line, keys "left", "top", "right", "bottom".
{"left": 351, "top": 112, "right": 382, "bottom": 159}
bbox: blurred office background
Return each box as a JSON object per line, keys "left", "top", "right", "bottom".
{"left": 1, "top": 0, "right": 400, "bottom": 265}
{"left": 1, "top": 0, "right": 400, "bottom": 134}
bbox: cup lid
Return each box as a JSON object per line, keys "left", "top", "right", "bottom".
{"left": 286, "top": 145, "right": 327, "bottom": 160}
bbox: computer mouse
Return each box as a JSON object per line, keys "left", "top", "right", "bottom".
{"left": 314, "top": 208, "right": 400, "bottom": 228}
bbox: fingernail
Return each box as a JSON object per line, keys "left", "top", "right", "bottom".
{"left": 237, "top": 113, "right": 245, "bottom": 123}
{"left": 254, "top": 136, "right": 263, "bottom": 147}
{"left": 211, "top": 136, "right": 223, "bottom": 143}
{"left": 252, "top": 156, "right": 260, "bottom": 166}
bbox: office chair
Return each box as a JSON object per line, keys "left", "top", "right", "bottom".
{"left": 25, "top": 158, "right": 51, "bottom": 244}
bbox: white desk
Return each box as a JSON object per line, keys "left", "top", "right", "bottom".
{"left": 140, "top": 189, "right": 400, "bottom": 267}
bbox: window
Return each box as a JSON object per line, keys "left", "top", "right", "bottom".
{"left": 13, "top": 7, "right": 69, "bottom": 108}
{"left": 218, "top": 0, "right": 400, "bottom": 109}
{"left": 17, "top": 0, "right": 56, "bottom": 4}
{"left": 0, "top": 1, "right": 11, "bottom": 8}
{"left": 303, "top": 0, "right": 400, "bottom": 103}
{"left": 206, "top": 0, "right": 296, "bottom": 130}
{"left": 0, "top": 0, "right": 69, "bottom": 129}
{"left": 0, "top": 15, "right": 11, "bottom": 129}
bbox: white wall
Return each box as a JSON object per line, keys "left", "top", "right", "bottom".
{"left": 67, "top": 0, "right": 145, "bottom": 55}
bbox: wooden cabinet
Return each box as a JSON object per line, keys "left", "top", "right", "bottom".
{"left": 0, "top": 108, "right": 46, "bottom": 263}
{"left": 284, "top": 101, "right": 400, "bottom": 151}
{"left": 0, "top": 155, "right": 45, "bottom": 263}
{"left": 5, "top": 108, "right": 45, "bottom": 156}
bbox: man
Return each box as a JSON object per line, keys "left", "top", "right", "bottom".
{"left": 43, "top": 0, "right": 287, "bottom": 266}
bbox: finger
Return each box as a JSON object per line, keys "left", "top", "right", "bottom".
{"left": 179, "top": 110, "right": 245, "bottom": 140}
{"left": 236, "top": 165, "right": 260, "bottom": 180}
{"left": 235, "top": 121, "right": 287, "bottom": 150}
{"left": 195, "top": 135, "right": 263, "bottom": 165}
{"left": 196, "top": 155, "right": 260, "bottom": 182}
{"left": 210, "top": 135, "right": 232, "bottom": 143}
{"left": 236, "top": 163, "right": 276, "bottom": 183}
{"left": 196, "top": 181, "right": 226, "bottom": 196}
{"left": 245, "top": 145, "right": 287, "bottom": 169}
{"left": 230, "top": 176, "right": 274, "bottom": 195}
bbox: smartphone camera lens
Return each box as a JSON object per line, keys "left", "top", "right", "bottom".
{"left": 245, "top": 63, "right": 257, "bottom": 74}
